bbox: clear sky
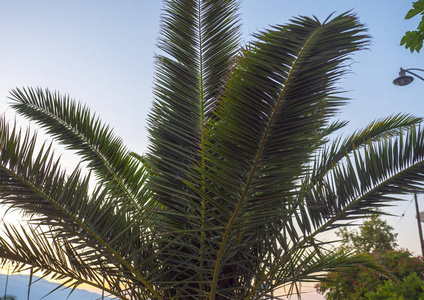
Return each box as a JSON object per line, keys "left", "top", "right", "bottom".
{"left": 0, "top": 0, "right": 423, "bottom": 298}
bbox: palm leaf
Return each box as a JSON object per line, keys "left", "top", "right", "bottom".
{"left": 0, "top": 224, "right": 117, "bottom": 297}
{"left": 253, "top": 131, "right": 424, "bottom": 296}
{"left": 308, "top": 124, "right": 424, "bottom": 229}
{"left": 147, "top": 1, "right": 241, "bottom": 297}
{"left": 0, "top": 116, "right": 161, "bottom": 299}
{"left": 255, "top": 125, "right": 424, "bottom": 296}
{"left": 298, "top": 114, "right": 423, "bottom": 231}
{"left": 148, "top": 0, "right": 241, "bottom": 203}
{"left": 312, "top": 113, "right": 422, "bottom": 183}
{"left": 176, "top": 12, "right": 369, "bottom": 298}
{"left": 248, "top": 244, "right": 391, "bottom": 299}
{"left": 9, "top": 87, "right": 146, "bottom": 212}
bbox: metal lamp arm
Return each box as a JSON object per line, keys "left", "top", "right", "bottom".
{"left": 403, "top": 68, "right": 424, "bottom": 82}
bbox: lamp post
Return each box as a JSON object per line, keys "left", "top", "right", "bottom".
{"left": 414, "top": 192, "right": 424, "bottom": 257}
{"left": 393, "top": 68, "right": 424, "bottom": 255}
{"left": 393, "top": 68, "right": 424, "bottom": 86}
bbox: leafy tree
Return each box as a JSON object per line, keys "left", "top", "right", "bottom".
{"left": 401, "top": 0, "right": 424, "bottom": 52}
{"left": 1, "top": 1, "right": 424, "bottom": 299}
{"left": 316, "top": 250, "right": 424, "bottom": 300}
{"left": 317, "top": 250, "right": 424, "bottom": 299}
{"left": 365, "top": 272, "right": 424, "bottom": 299}
{"left": 336, "top": 214, "right": 398, "bottom": 253}
{"left": 316, "top": 215, "right": 424, "bottom": 299}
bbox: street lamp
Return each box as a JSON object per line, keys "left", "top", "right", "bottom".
{"left": 393, "top": 68, "right": 424, "bottom": 254}
{"left": 393, "top": 67, "right": 424, "bottom": 86}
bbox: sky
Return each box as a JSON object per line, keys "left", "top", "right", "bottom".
{"left": 0, "top": 0, "right": 423, "bottom": 299}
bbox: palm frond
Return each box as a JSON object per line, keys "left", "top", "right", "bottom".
{"left": 321, "top": 118, "right": 350, "bottom": 137}
{"left": 306, "top": 124, "right": 424, "bottom": 231}
{"left": 248, "top": 244, "right": 391, "bottom": 299}
{"left": 186, "top": 13, "right": 370, "bottom": 299}
{"left": 9, "top": 87, "right": 146, "bottom": 212}
{"left": 253, "top": 124, "right": 424, "bottom": 297}
{"left": 312, "top": 113, "right": 422, "bottom": 183}
{"left": 0, "top": 222, "right": 162, "bottom": 300}
{"left": 148, "top": 0, "right": 241, "bottom": 203}
{"left": 146, "top": 2, "right": 241, "bottom": 297}
{"left": 0, "top": 224, "right": 118, "bottom": 297}
{"left": 0, "top": 116, "right": 161, "bottom": 299}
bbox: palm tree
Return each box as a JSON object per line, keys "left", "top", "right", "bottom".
{"left": 0, "top": 1, "right": 424, "bottom": 299}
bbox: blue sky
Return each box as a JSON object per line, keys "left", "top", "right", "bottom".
{"left": 0, "top": 0, "right": 423, "bottom": 298}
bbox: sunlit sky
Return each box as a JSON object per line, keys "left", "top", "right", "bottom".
{"left": 0, "top": 0, "right": 423, "bottom": 298}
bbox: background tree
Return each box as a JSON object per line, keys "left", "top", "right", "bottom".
{"left": 1, "top": 1, "right": 424, "bottom": 299}
{"left": 317, "top": 250, "right": 424, "bottom": 299}
{"left": 401, "top": 0, "right": 424, "bottom": 52}
{"left": 365, "top": 271, "right": 424, "bottom": 299}
{"left": 317, "top": 215, "right": 424, "bottom": 299}
{"left": 336, "top": 214, "right": 398, "bottom": 253}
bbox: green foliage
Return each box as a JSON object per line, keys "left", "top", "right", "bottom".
{"left": 401, "top": 0, "right": 424, "bottom": 52}
{"left": 317, "top": 215, "right": 424, "bottom": 299}
{"left": 316, "top": 250, "right": 424, "bottom": 299}
{"left": 366, "top": 272, "right": 424, "bottom": 300}
{"left": 336, "top": 214, "right": 398, "bottom": 254}
{"left": 1, "top": 1, "right": 424, "bottom": 299}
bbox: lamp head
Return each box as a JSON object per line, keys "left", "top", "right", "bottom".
{"left": 393, "top": 69, "right": 414, "bottom": 86}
